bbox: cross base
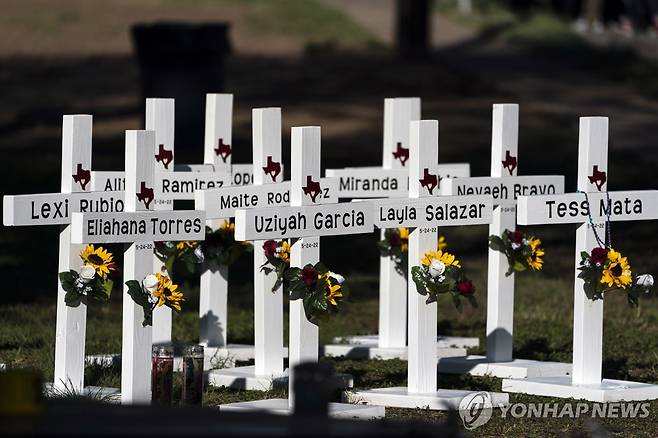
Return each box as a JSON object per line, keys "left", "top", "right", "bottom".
{"left": 220, "top": 398, "right": 385, "bottom": 419}
{"left": 503, "top": 376, "right": 658, "bottom": 402}
{"left": 208, "top": 366, "right": 354, "bottom": 391}
{"left": 44, "top": 383, "right": 120, "bottom": 403}
{"left": 344, "top": 387, "right": 509, "bottom": 410}
{"left": 323, "top": 334, "right": 476, "bottom": 360}
{"left": 438, "top": 355, "right": 572, "bottom": 379}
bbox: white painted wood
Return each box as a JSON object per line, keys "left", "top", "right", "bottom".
{"left": 54, "top": 114, "right": 92, "bottom": 393}
{"left": 200, "top": 93, "right": 233, "bottom": 349}
{"left": 154, "top": 171, "right": 230, "bottom": 200}
{"left": 70, "top": 210, "right": 204, "bottom": 244}
{"left": 407, "top": 120, "right": 439, "bottom": 394}
{"left": 121, "top": 130, "right": 156, "bottom": 404}
{"left": 502, "top": 375, "right": 658, "bottom": 403}
{"left": 438, "top": 355, "right": 572, "bottom": 379}
{"left": 345, "top": 387, "right": 508, "bottom": 410}
{"left": 3, "top": 191, "right": 124, "bottom": 226}
{"left": 383, "top": 98, "right": 420, "bottom": 170}
{"left": 288, "top": 126, "right": 322, "bottom": 408}
{"left": 323, "top": 343, "right": 467, "bottom": 360}
{"left": 252, "top": 108, "right": 284, "bottom": 376}
{"left": 371, "top": 196, "right": 492, "bottom": 229}
{"left": 147, "top": 98, "right": 175, "bottom": 345}
{"left": 573, "top": 117, "right": 608, "bottom": 386}
{"left": 234, "top": 202, "right": 373, "bottom": 241}
{"left": 196, "top": 178, "right": 339, "bottom": 219}
{"left": 204, "top": 93, "right": 233, "bottom": 173}
{"left": 487, "top": 103, "right": 518, "bottom": 363}
{"left": 440, "top": 175, "right": 564, "bottom": 206}
{"left": 325, "top": 169, "right": 408, "bottom": 198}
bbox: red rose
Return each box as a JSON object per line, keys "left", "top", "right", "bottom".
{"left": 508, "top": 229, "right": 524, "bottom": 245}
{"left": 263, "top": 240, "right": 278, "bottom": 258}
{"left": 457, "top": 280, "right": 475, "bottom": 296}
{"left": 389, "top": 234, "right": 401, "bottom": 247}
{"left": 590, "top": 247, "right": 608, "bottom": 265}
{"left": 302, "top": 267, "right": 318, "bottom": 286}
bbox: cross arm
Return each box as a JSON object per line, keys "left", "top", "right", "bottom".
{"left": 440, "top": 175, "right": 565, "bottom": 206}
{"left": 70, "top": 210, "right": 206, "bottom": 244}
{"left": 517, "top": 190, "right": 658, "bottom": 225}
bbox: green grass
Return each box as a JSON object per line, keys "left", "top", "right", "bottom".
{"left": 2, "top": 247, "right": 658, "bottom": 435}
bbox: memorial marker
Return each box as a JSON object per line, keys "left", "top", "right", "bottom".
{"left": 71, "top": 130, "right": 204, "bottom": 404}
{"left": 438, "top": 104, "right": 572, "bottom": 378}
{"left": 323, "top": 97, "right": 476, "bottom": 360}
{"left": 346, "top": 120, "right": 508, "bottom": 410}
{"left": 2, "top": 115, "right": 118, "bottom": 396}
{"left": 502, "top": 117, "right": 658, "bottom": 402}
{"left": 220, "top": 126, "right": 383, "bottom": 418}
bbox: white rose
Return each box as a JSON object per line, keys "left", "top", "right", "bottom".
{"left": 143, "top": 274, "right": 159, "bottom": 293}
{"left": 511, "top": 242, "right": 521, "bottom": 250}
{"left": 429, "top": 260, "right": 446, "bottom": 278}
{"left": 636, "top": 274, "right": 654, "bottom": 288}
{"left": 79, "top": 265, "right": 96, "bottom": 283}
{"left": 329, "top": 271, "right": 345, "bottom": 284}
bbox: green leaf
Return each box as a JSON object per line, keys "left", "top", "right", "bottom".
{"left": 126, "top": 280, "right": 148, "bottom": 307}
{"left": 58, "top": 271, "right": 77, "bottom": 293}
{"left": 488, "top": 235, "right": 507, "bottom": 253}
{"left": 451, "top": 293, "right": 463, "bottom": 312}
{"left": 101, "top": 278, "right": 114, "bottom": 300}
{"left": 411, "top": 266, "right": 428, "bottom": 295}
{"left": 64, "top": 290, "right": 81, "bottom": 307}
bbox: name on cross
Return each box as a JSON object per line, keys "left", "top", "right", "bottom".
{"left": 373, "top": 195, "right": 493, "bottom": 228}
{"left": 3, "top": 191, "right": 125, "bottom": 226}
{"left": 197, "top": 179, "right": 339, "bottom": 218}
{"left": 235, "top": 202, "right": 373, "bottom": 241}
{"left": 71, "top": 210, "right": 206, "bottom": 244}
{"left": 518, "top": 190, "right": 658, "bottom": 225}
{"left": 441, "top": 176, "right": 564, "bottom": 206}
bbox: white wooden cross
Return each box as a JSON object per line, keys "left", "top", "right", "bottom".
{"left": 323, "top": 97, "right": 475, "bottom": 360}
{"left": 71, "top": 130, "right": 205, "bottom": 404}
{"left": 2, "top": 115, "right": 128, "bottom": 395}
{"left": 438, "top": 103, "right": 571, "bottom": 379}
{"left": 346, "top": 120, "right": 508, "bottom": 410}
{"left": 502, "top": 116, "right": 658, "bottom": 402}
{"left": 219, "top": 126, "right": 383, "bottom": 418}
{"left": 196, "top": 111, "right": 339, "bottom": 390}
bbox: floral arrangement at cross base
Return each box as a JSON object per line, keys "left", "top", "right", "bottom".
{"left": 285, "top": 262, "right": 347, "bottom": 325}
{"left": 377, "top": 228, "right": 447, "bottom": 277}
{"left": 488, "top": 229, "right": 544, "bottom": 276}
{"left": 410, "top": 249, "right": 477, "bottom": 311}
{"left": 59, "top": 245, "right": 117, "bottom": 307}
{"left": 125, "top": 272, "right": 185, "bottom": 326}
{"left": 578, "top": 247, "right": 653, "bottom": 306}
{"left": 155, "top": 220, "right": 252, "bottom": 275}
{"left": 260, "top": 239, "right": 291, "bottom": 291}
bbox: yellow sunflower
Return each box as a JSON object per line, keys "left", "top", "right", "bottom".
{"left": 324, "top": 277, "right": 343, "bottom": 306}
{"left": 220, "top": 220, "right": 235, "bottom": 233}
{"left": 601, "top": 248, "right": 632, "bottom": 289}
{"left": 526, "top": 237, "right": 544, "bottom": 271}
{"left": 176, "top": 241, "right": 197, "bottom": 251}
{"left": 80, "top": 245, "right": 116, "bottom": 279}
{"left": 438, "top": 235, "right": 447, "bottom": 251}
{"left": 152, "top": 273, "right": 185, "bottom": 311}
{"left": 398, "top": 228, "right": 410, "bottom": 252}
{"left": 279, "top": 240, "right": 291, "bottom": 263}
{"left": 421, "top": 250, "right": 461, "bottom": 268}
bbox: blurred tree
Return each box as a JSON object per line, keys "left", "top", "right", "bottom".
{"left": 395, "top": 0, "right": 432, "bottom": 58}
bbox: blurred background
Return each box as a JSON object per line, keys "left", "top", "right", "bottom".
{"left": 2, "top": 2, "right": 658, "bottom": 428}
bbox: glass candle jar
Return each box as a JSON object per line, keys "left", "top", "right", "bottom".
{"left": 181, "top": 345, "right": 204, "bottom": 406}
{"left": 151, "top": 346, "right": 174, "bottom": 406}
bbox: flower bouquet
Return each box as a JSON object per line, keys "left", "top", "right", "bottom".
{"left": 488, "top": 229, "right": 544, "bottom": 276}
{"left": 578, "top": 247, "right": 653, "bottom": 305}
{"left": 260, "top": 239, "right": 291, "bottom": 291}
{"left": 125, "top": 272, "right": 185, "bottom": 326}
{"left": 377, "top": 228, "right": 446, "bottom": 277}
{"left": 59, "top": 245, "right": 117, "bottom": 307}
{"left": 410, "top": 249, "right": 477, "bottom": 311}
{"left": 285, "top": 262, "right": 347, "bottom": 324}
